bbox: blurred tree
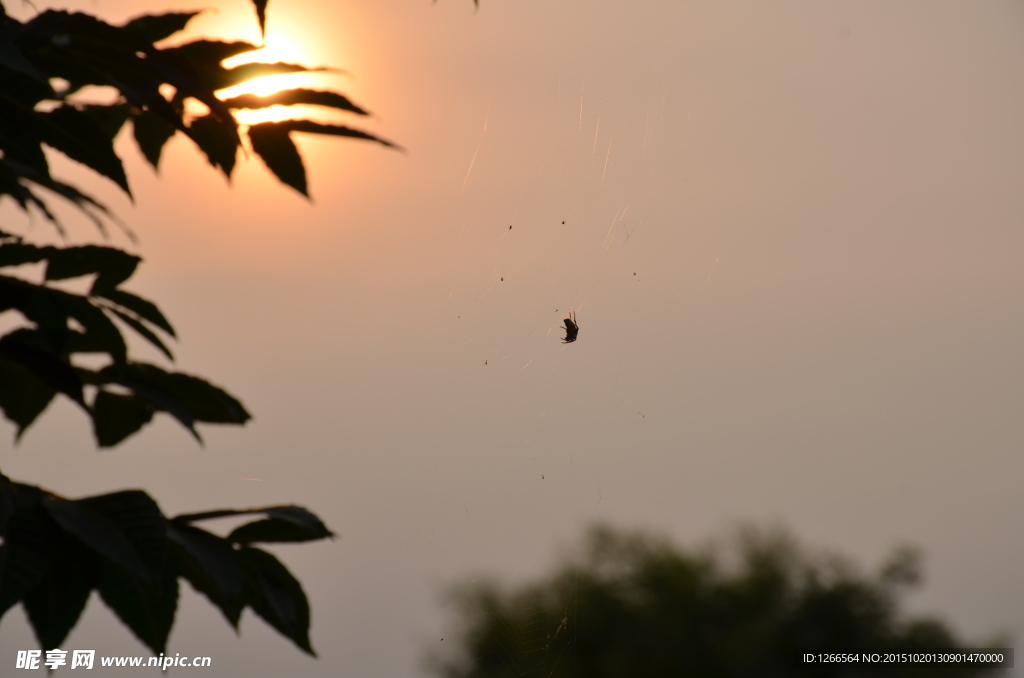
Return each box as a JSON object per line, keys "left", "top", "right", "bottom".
{"left": 433, "top": 525, "right": 1003, "bottom": 678}
{"left": 0, "top": 0, "right": 399, "bottom": 659}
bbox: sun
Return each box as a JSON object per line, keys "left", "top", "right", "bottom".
{"left": 218, "top": 37, "right": 332, "bottom": 125}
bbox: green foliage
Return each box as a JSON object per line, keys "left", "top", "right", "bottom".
{"left": 433, "top": 525, "right": 1001, "bottom": 678}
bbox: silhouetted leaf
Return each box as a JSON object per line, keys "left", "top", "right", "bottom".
{"left": 172, "top": 508, "right": 259, "bottom": 523}
{"left": 118, "top": 363, "right": 249, "bottom": 423}
{"left": 0, "top": 163, "right": 33, "bottom": 213}
{"left": 23, "top": 9, "right": 144, "bottom": 55}
{"left": 61, "top": 330, "right": 112, "bottom": 357}
{"left": 80, "top": 103, "right": 132, "bottom": 141}
{"left": 161, "top": 39, "right": 260, "bottom": 66}
{"left": 0, "top": 242, "right": 49, "bottom": 268}
{"left": 97, "top": 362, "right": 250, "bottom": 442}
{"left": 22, "top": 536, "right": 96, "bottom": 650}
{"left": 44, "top": 245, "right": 140, "bottom": 292}
{"left": 49, "top": 174, "right": 110, "bottom": 210}
{"left": 229, "top": 519, "right": 312, "bottom": 544}
{"left": 97, "top": 556, "right": 178, "bottom": 655}
{"left": 251, "top": 0, "right": 269, "bottom": 39}
{"left": 229, "top": 506, "right": 334, "bottom": 544}
{"left": 239, "top": 547, "right": 314, "bottom": 655}
{"left": 102, "top": 376, "right": 198, "bottom": 441}
{"left": 1, "top": 282, "right": 127, "bottom": 360}
{"left": 107, "top": 308, "right": 174, "bottom": 361}
{"left": 36, "top": 106, "right": 131, "bottom": 197}
{"left": 0, "top": 103, "right": 50, "bottom": 178}
{"left": 77, "top": 491, "right": 167, "bottom": 580}
{"left": 247, "top": 121, "right": 306, "bottom": 194}
{"left": 168, "top": 523, "right": 243, "bottom": 625}
{"left": 0, "top": 159, "right": 115, "bottom": 234}
{"left": 223, "top": 88, "right": 369, "bottom": 116}
{"left": 19, "top": 11, "right": 160, "bottom": 98}
{"left": 44, "top": 496, "right": 153, "bottom": 580}
{"left": 188, "top": 114, "right": 238, "bottom": 177}
{"left": 131, "top": 107, "right": 177, "bottom": 170}
{"left": 257, "top": 117, "right": 401, "bottom": 195}
{"left": 289, "top": 119, "right": 399, "bottom": 148}
{"left": 172, "top": 505, "right": 330, "bottom": 534}
{"left": 0, "top": 473, "right": 15, "bottom": 536}
{"left": 107, "top": 76, "right": 165, "bottom": 112}
{"left": 0, "top": 329, "right": 84, "bottom": 406}
{"left": 142, "top": 50, "right": 243, "bottom": 147}
{"left": 219, "top": 61, "right": 326, "bottom": 90}
{"left": 0, "top": 358, "right": 54, "bottom": 437}
{"left": 0, "top": 61, "right": 53, "bottom": 106}
{"left": 0, "top": 276, "right": 56, "bottom": 328}
{"left": 123, "top": 11, "right": 200, "bottom": 44}
{"left": 19, "top": 185, "right": 65, "bottom": 234}
{"left": 98, "top": 289, "right": 175, "bottom": 337}
{"left": 91, "top": 390, "right": 156, "bottom": 448}
{"left": 263, "top": 506, "right": 332, "bottom": 535}
{"left": 278, "top": 118, "right": 397, "bottom": 148}
{"left": 0, "top": 22, "right": 48, "bottom": 83}
{"left": 0, "top": 490, "right": 59, "bottom": 616}
{"left": 33, "top": 292, "right": 128, "bottom": 362}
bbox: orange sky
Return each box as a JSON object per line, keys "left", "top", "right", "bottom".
{"left": 2, "top": 1, "right": 1023, "bottom": 676}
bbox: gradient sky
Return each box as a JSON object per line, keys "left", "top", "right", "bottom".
{"left": 2, "top": 1, "right": 1023, "bottom": 676}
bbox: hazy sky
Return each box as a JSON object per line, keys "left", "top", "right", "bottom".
{"left": 2, "top": 0, "right": 1023, "bottom": 676}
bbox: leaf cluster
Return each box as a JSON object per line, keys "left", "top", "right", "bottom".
{"left": 0, "top": 229, "right": 248, "bottom": 445}
{"left": 434, "top": 525, "right": 1002, "bottom": 678}
{"left": 0, "top": 0, "right": 375, "bottom": 657}
{"left": 0, "top": 0, "right": 396, "bottom": 221}
{"left": 0, "top": 473, "right": 333, "bottom": 655}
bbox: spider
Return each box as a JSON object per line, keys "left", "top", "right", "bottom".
{"left": 561, "top": 311, "right": 579, "bottom": 343}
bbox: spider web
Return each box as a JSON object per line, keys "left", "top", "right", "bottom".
{"left": 438, "top": 67, "right": 668, "bottom": 392}
{"left": 426, "top": 64, "right": 669, "bottom": 677}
